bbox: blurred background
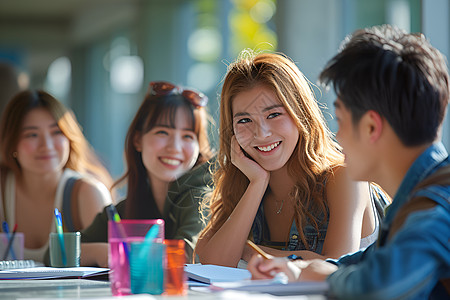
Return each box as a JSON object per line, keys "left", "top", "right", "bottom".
{"left": 0, "top": 0, "right": 449, "bottom": 180}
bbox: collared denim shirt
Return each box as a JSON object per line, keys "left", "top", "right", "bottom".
{"left": 327, "top": 143, "right": 450, "bottom": 300}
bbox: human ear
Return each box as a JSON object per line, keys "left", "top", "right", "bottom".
{"left": 133, "top": 132, "right": 142, "bottom": 152}
{"left": 366, "top": 110, "right": 383, "bottom": 143}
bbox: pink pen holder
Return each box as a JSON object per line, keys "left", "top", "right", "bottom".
{"left": 108, "top": 219, "right": 164, "bottom": 296}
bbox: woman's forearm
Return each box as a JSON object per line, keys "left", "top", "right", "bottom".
{"left": 196, "top": 180, "right": 268, "bottom": 267}
{"left": 80, "top": 243, "right": 108, "bottom": 267}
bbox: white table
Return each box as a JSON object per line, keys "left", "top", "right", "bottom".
{"left": 0, "top": 279, "right": 328, "bottom": 299}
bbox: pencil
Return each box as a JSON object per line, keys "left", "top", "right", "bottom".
{"left": 246, "top": 240, "right": 270, "bottom": 259}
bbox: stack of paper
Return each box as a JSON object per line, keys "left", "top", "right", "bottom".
{"left": 0, "top": 267, "right": 109, "bottom": 280}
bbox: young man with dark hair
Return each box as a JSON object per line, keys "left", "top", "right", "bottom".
{"left": 248, "top": 24, "right": 450, "bottom": 300}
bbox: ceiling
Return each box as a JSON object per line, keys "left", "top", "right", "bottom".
{"left": 0, "top": 0, "right": 107, "bottom": 19}
{"left": 0, "top": 0, "right": 140, "bottom": 83}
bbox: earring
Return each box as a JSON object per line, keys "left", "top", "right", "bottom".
{"left": 12, "top": 152, "right": 18, "bottom": 158}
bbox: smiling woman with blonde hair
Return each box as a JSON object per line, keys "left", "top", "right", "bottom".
{"left": 195, "top": 50, "right": 389, "bottom": 267}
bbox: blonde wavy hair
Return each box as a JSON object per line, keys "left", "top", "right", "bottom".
{"left": 200, "top": 50, "right": 344, "bottom": 248}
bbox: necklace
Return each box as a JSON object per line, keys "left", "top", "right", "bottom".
{"left": 275, "top": 198, "right": 285, "bottom": 214}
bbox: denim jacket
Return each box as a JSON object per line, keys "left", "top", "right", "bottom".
{"left": 327, "top": 143, "right": 450, "bottom": 300}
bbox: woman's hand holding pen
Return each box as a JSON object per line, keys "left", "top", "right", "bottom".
{"left": 247, "top": 255, "right": 301, "bottom": 281}
{"left": 230, "top": 136, "right": 269, "bottom": 186}
{"left": 242, "top": 242, "right": 260, "bottom": 262}
{"left": 248, "top": 255, "right": 337, "bottom": 282}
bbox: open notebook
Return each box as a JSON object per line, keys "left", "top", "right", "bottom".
{"left": 185, "top": 264, "right": 329, "bottom": 296}
{"left": 0, "top": 266, "right": 109, "bottom": 280}
{"left": 212, "top": 279, "right": 329, "bottom": 296}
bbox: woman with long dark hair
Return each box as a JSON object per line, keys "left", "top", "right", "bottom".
{"left": 81, "top": 81, "right": 213, "bottom": 267}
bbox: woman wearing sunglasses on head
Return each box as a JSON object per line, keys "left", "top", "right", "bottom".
{"left": 79, "top": 81, "right": 214, "bottom": 267}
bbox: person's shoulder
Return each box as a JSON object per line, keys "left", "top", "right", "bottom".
{"left": 173, "top": 158, "right": 214, "bottom": 187}
{"left": 166, "top": 162, "right": 214, "bottom": 206}
{"left": 412, "top": 162, "right": 450, "bottom": 207}
{"left": 324, "top": 164, "right": 349, "bottom": 187}
{"left": 73, "top": 175, "right": 112, "bottom": 205}
{"left": 396, "top": 198, "right": 450, "bottom": 239}
{"left": 76, "top": 177, "right": 108, "bottom": 193}
{"left": 325, "top": 165, "right": 370, "bottom": 207}
{"left": 66, "top": 168, "right": 108, "bottom": 191}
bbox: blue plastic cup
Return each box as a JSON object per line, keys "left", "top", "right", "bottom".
{"left": 129, "top": 241, "right": 166, "bottom": 295}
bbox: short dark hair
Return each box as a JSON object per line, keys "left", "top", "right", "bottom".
{"left": 320, "top": 24, "right": 450, "bottom": 146}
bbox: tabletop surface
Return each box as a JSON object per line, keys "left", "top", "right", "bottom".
{"left": 0, "top": 278, "right": 328, "bottom": 299}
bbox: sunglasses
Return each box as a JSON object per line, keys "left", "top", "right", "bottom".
{"left": 148, "top": 81, "right": 208, "bottom": 108}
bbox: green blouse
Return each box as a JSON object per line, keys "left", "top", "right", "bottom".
{"left": 80, "top": 161, "right": 213, "bottom": 263}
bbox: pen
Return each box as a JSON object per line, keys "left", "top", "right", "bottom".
{"left": 106, "top": 204, "right": 130, "bottom": 261}
{"left": 106, "top": 204, "right": 122, "bottom": 222}
{"left": 54, "top": 208, "right": 67, "bottom": 266}
{"left": 2, "top": 222, "right": 17, "bottom": 260}
{"left": 246, "top": 240, "right": 271, "bottom": 260}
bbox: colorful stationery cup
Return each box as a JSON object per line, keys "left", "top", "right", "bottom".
{"left": 108, "top": 219, "right": 164, "bottom": 296}
{"left": 49, "top": 232, "right": 80, "bottom": 267}
{"left": 163, "top": 239, "right": 187, "bottom": 296}
{"left": 129, "top": 241, "right": 166, "bottom": 295}
{"left": 0, "top": 232, "right": 24, "bottom": 260}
